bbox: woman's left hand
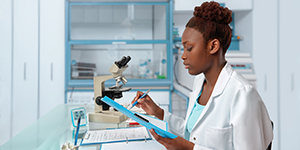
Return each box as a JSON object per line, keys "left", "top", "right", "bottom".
{"left": 149, "top": 129, "right": 194, "bottom": 150}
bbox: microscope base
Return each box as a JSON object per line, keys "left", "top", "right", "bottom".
{"left": 88, "top": 111, "right": 128, "bottom": 123}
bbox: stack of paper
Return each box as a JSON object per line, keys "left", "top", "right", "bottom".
{"left": 81, "top": 127, "right": 151, "bottom": 145}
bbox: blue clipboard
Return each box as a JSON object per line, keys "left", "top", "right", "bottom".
{"left": 102, "top": 96, "right": 177, "bottom": 139}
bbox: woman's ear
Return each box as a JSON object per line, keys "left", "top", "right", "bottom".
{"left": 208, "top": 39, "right": 221, "bottom": 54}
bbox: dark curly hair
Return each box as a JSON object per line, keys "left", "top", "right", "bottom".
{"left": 186, "top": 1, "right": 232, "bottom": 53}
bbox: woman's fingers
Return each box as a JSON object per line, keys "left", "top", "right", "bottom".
{"left": 150, "top": 129, "right": 172, "bottom": 148}
{"left": 149, "top": 129, "right": 168, "bottom": 146}
{"left": 131, "top": 91, "right": 143, "bottom": 104}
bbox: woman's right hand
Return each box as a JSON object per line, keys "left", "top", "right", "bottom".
{"left": 131, "top": 91, "right": 164, "bottom": 120}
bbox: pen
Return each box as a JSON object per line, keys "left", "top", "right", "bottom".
{"left": 129, "top": 89, "right": 151, "bottom": 110}
{"left": 74, "top": 115, "right": 81, "bottom": 146}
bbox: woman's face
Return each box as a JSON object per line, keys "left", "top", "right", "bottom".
{"left": 181, "top": 27, "right": 212, "bottom": 75}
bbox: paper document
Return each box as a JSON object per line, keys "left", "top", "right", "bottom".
{"left": 81, "top": 127, "right": 152, "bottom": 145}
{"left": 101, "top": 140, "right": 166, "bottom": 150}
{"left": 139, "top": 114, "right": 167, "bottom": 131}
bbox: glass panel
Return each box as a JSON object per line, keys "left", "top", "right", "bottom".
{"left": 71, "top": 5, "right": 166, "bottom": 40}
{"left": 70, "top": 44, "right": 168, "bottom": 79}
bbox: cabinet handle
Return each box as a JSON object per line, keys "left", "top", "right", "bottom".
{"left": 24, "top": 62, "right": 26, "bottom": 80}
{"left": 291, "top": 73, "right": 294, "bottom": 91}
{"left": 264, "top": 74, "right": 267, "bottom": 91}
{"left": 51, "top": 63, "right": 53, "bottom": 81}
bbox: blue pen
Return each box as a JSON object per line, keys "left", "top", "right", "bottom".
{"left": 129, "top": 89, "right": 151, "bottom": 110}
{"left": 74, "top": 115, "right": 81, "bottom": 146}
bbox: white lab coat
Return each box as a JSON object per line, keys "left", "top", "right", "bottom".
{"left": 164, "top": 63, "right": 273, "bottom": 150}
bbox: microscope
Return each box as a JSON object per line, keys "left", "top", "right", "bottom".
{"left": 89, "top": 56, "right": 132, "bottom": 123}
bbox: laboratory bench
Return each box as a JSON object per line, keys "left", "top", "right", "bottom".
{"left": 0, "top": 104, "right": 164, "bottom": 150}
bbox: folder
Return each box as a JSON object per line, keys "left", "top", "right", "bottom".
{"left": 102, "top": 96, "right": 177, "bottom": 139}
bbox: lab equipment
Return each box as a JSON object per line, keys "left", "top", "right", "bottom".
{"left": 157, "top": 52, "right": 167, "bottom": 79}
{"left": 70, "top": 107, "right": 87, "bottom": 127}
{"left": 74, "top": 115, "right": 81, "bottom": 146}
{"left": 89, "top": 56, "right": 132, "bottom": 123}
{"left": 61, "top": 142, "right": 79, "bottom": 150}
{"left": 128, "top": 89, "right": 151, "bottom": 110}
{"left": 138, "top": 59, "right": 148, "bottom": 78}
{"left": 71, "top": 62, "right": 97, "bottom": 79}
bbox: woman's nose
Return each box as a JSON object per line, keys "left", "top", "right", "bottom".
{"left": 181, "top": 51, "right": 186, "bottom": 60}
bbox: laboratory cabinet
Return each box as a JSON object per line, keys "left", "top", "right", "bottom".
{"left": 278, "top": 0, "right": 300, "bottom": 149}
{"left": 0, "top": 0, "right": 65, "bottom": 145}
{"left": 253, "top": 1, "right": 279, "bottom": 149}
{"left": 174, "top": 0, "right": 252, "bottom": 11}
{"left": 39, "top": 0, "right": 65, "bottom": 118}
{"left": 65, "top": 0, "right": 174, "bottom": 107}
{"left": 0, "top": 0, "right": 13, "bottom": 145}
{"left": 12, "top": 0, "right": 39, "bottom": 138}
{"left": 253, "top": 0, "right": 300, "bottom": 149}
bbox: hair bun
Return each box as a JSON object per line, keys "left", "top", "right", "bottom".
{"left": 193, "top": 1, "right": 232, "bottom": 25}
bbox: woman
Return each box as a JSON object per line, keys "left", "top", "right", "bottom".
{"left": 132, "top": 1, "right": 273, "bottom": 150}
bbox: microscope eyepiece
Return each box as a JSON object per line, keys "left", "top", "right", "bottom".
{"left": 115, "top": 56, "right": 131, "bottom": 68}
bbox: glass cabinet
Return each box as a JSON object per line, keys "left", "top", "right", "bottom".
{"left": 65, "top": 0, "right": 174, "bottom": 91}
{"left": 70, "top": 4, "right": 167, "bottom": 40}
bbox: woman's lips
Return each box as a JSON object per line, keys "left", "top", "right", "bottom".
{"left": 184, "top": 64, "right": 189, "bottom": 69}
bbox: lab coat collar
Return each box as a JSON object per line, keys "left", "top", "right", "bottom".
{"left": 190, "top": 62, "right": 233, "bottom": 106}
{"left": 210, "top": 62, "right": 233, "bottom": 98}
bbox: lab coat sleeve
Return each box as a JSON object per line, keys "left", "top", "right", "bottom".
{"left": 230, "top": 86, "right": 273, "bottom": 150}
{"left": 163, "top": 110, "right": 186, "bottom": 137}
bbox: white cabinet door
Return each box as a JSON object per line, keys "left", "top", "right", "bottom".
{"left": 12, "top": 0, "right": 39, "bottom": 137}
{"left": 279, "top": 0, "right": 300, "bottom": 149}
{"left": 0, "top": 0, "right": 13, "bottom": 145}
{"left": 174, "top": 0, "right": 252, "bottom": 11}
{"left": 39, "top": 0, "right": 65, "bottom": 117}
{"left": 252, "top": 0, "right": 279, "bottom": 149}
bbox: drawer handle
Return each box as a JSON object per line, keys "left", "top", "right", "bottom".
{"left": 51, "top": 63, "right": 53, "bottom": 81}
{"left": 24, "top": 62, "right": 26, "bottom": 80}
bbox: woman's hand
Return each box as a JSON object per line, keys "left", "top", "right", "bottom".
{"left": 149, "top": 129, "right": 194, "bottom": 150}
{"left": 131, "top": 91, "right": 164, "bottom": 120}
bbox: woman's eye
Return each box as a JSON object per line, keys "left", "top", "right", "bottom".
{"left": 186, "top": 47, "right": 192, "bottom": 51}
